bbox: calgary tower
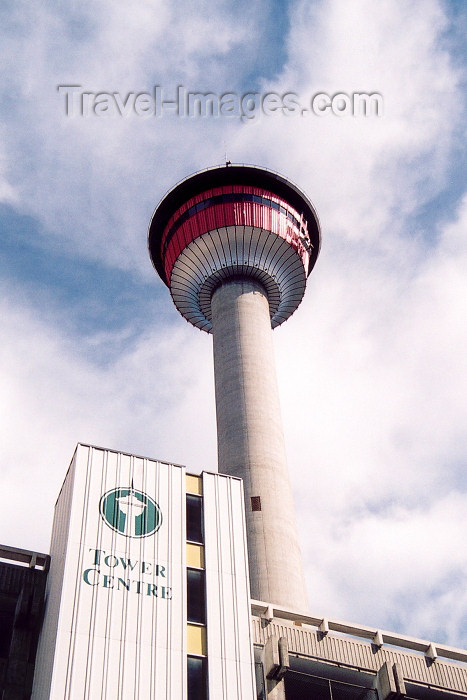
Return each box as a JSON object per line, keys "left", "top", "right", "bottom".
{"left": 148, "top": 164, "right": 321, "bottom": 613}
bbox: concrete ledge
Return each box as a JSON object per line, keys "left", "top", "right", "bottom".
{"left": 251, "top": 600, "right": 467, "bottom": 665}
{"left": 0, "top": 544, "right": 50, "bottom": 571}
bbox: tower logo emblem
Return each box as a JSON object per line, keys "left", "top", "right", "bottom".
{"left": 99, "top": 488, "right": 162, "bottom": 538}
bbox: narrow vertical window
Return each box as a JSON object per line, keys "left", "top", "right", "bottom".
{"left": 186, "top": 494, "right": 203, "bottom": 543}
{"left": 187, "top": 656, "right": 207, "bottom": 700}
{"left": 187, "top": 568, "right": 206, "bottom": 625}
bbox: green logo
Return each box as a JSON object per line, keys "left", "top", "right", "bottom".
{"left": 99, "top": 488, "right": 162, "bottom": 538}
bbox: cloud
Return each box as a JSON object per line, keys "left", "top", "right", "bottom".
{"left": 304, "top": 490, "right": 467, "bottom": 646}
{"left": 0, "top": 0, "right": 466, "bottom": 650}
{"left": 230, "top": 0, "right": 462, "bottom": 244}
{"left": 276, "top": 185, "right": 467, "bottom": 643}
{"left": 0, "top": 280, "right": 217, "bottom": 553}
{"left": 0, "top": 1, "right": 266, "bottom": 273}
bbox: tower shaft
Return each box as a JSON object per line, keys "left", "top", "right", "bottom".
{"left": 211, "top": 278, "right": 309, "bottom": 612}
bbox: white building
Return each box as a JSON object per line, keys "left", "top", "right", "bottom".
{"left": 32, "top": 443, "right": 256, "bottom": 700}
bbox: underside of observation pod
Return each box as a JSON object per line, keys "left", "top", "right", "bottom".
{"left": 148, "top": 165, "right": 321, "bottom": 332}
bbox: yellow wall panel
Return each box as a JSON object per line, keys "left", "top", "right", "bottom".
{"left": 187, "top": 624, "right": 207, "bottom": 656}
{"left": 186, "top": 543, "right": 204, "bottom": 569}
{"left": 186, "top": 474, "right": 203, "bottom": 495}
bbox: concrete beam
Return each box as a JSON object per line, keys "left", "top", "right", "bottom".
{"left": 263, "top": 636, "right": 289, "bottom": 700}
{"left": 250, "top": 601, "right": 467, "bottom": 664}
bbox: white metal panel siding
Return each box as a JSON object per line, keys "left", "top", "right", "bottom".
{"left": 32, "top": 448, "right": 78, "bottom": 699}
{"left": 203, "top": 472, "right": 256, "bottom": 700}
{"left": 32, "top": 444, "right": 187, "bottom": 700}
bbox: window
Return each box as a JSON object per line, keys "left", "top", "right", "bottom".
{"left": 0, "top": 594, "right": 16, "bottom": 658}
{"left": 186, "top": 494, "right": 203, "bottom": 543}
{"left": 187, "top": 569, "right": 206, "bottom": 625}
{"left": 251, "top": 496, "right": 262, "bottom": 512}
{"left": 163, "top": 192, "right": 301, "bottom": 254}
{"left": 187, "top": 656, "right": 207, "bottom": 700}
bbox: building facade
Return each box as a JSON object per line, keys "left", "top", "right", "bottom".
{"left": 31, "top": 443, "right": 255, "bottom": 700}
{"left": 0, "top": 545, "right": 49, "bottom": 699}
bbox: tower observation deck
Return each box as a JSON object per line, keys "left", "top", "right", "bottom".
{"left": 148, "top": 164, "right": 321, "bottom": 613}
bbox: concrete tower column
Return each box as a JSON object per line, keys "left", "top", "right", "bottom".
{"left": 211, "top": 278, "right": 309, "bottom": 612}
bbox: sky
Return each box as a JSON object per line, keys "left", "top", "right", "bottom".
{"left": 1, "top": 0, "right": 467, "bottom": 649}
